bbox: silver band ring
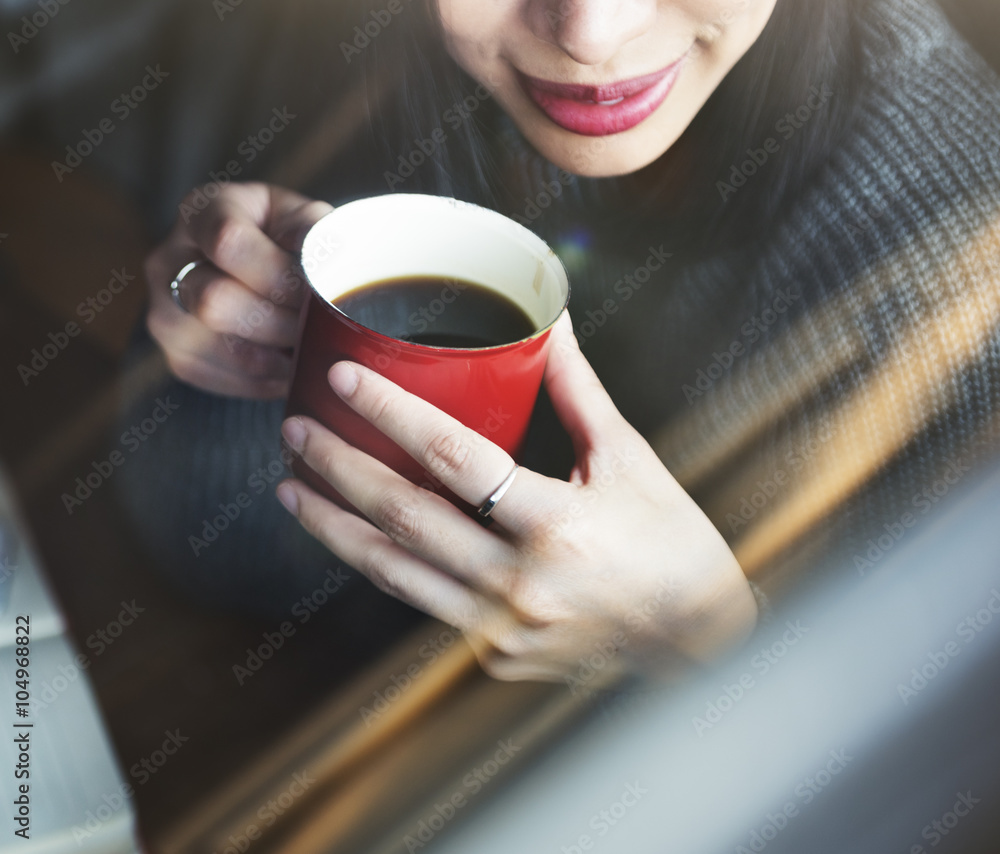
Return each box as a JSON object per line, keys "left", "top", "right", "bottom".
{"left": 170, "top": 260, "right": 204, "bottom": 314}
{"left": 478, "top": 465, "right": 519, "bottom": 519}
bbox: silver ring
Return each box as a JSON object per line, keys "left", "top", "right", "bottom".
{"left": 478, "top": 465, "right": 519, "bottom": 519}
{"left": 170, "top": 260, "right": 204, "bottom": 314}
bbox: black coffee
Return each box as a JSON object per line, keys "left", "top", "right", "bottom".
{"left": 333, "top": 276, "right": 536, "bottom": 348}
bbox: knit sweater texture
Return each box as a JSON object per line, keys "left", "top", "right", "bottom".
{"left": 116, "top": 0, "right": 1000, "bottom": 616}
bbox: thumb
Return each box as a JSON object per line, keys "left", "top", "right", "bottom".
{"left": 268, "top": 196, "right": 336, "bottom": 254}
{"left": 543, "top": 310, "right": 626, "bottom": 452}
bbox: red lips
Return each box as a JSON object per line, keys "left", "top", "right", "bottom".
{"left": 517, "top": 55, "right": 688, "bottom": 137}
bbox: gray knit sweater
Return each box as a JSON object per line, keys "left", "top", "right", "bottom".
{"left": 116, "top": 0, "right": 1000, "bottom": 616}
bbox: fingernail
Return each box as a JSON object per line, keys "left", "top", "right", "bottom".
{"left": 282, "top": 417, "right": 307, "bottom": 453}
{"left": 329, "top": 362, "right": 360, "bottom": 398}
{"left": 276, "top": 483, "right": 299, "bottom": 515}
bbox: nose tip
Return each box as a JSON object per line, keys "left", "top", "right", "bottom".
{"left": 530, "top": 0, "right": 657, "bottom": 67}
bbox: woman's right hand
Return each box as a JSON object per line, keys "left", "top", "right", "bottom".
{"left": 145, "top": 182, "right": 333, "bottom": 399}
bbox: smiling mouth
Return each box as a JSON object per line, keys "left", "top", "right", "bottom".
{"left": 516, "top": 55, "right": 689, "bottom": 136}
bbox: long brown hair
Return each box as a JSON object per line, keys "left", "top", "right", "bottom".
{"left": 356, "top": 0, "right": 873, "bottom": 253}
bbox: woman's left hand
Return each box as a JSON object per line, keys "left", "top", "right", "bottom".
{"left": 276, "top": 311, "right": 758, "bottom": 683}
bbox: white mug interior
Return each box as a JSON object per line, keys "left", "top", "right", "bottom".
{"left": 299, "top": 194, "right": 569, "bottom": 343}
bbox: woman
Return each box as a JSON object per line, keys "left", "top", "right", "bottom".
{"left": 134, "top": 0, "right": 1000, "bottom": 681}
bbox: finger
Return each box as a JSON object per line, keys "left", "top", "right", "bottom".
{"left": 544, "top": 310, "right": 627, "bottom": 453}
{"left": 268, "top": 197, "right": 336, "bottom": 253}
{"left": 325, "top": 361, "right": 554, "bottom": 532}
{"left": 183, "top": 184, "right": 310, "bottom": 303}
{"left": 147, "top": 285, "right": 293, "bottom": 399}
{"left": 276, "top": 477, "right": 485, "bottom": 630}
{"left": 162, "top": 344, "right": 292, "bottom": 399}
{"left": 281, "top": 416, "right": 520, "bottom": 597}
{"left": 179, "top": 262, "right": 301, "bottom": 347}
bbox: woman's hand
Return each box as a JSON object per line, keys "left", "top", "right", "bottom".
{"left": 145, "top": 182, "right": 333, "bottom": 398}
{"left": 275, "top": 312, "right": 758, "bottom": 682}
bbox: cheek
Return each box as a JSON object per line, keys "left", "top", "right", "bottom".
{"left": 710, "top": 0, "right": 779, "bottom": 51}
{"left": 679, "top": 0, "right": 769, "bottom": 41}
{"left": 739, "top": 0, "right": 780, "bottom": 43}
{"left": 435, "top": 0, "right": 512, "bottom": 64}
{"left": 682, "top": 0, "right": 777, "bottom": 82}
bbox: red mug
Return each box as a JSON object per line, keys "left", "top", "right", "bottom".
{"left": 285, "top": 194, "right": 570, "bottom": 510}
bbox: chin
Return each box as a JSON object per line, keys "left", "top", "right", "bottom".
{"left": 563, "top": 148, "right": 668, "bottom": 179}
{"left": 536, "top": 133, "right": 676, "bottom": 179}
{"left": 507, "top": 108, "right": 683, "bottom": 179}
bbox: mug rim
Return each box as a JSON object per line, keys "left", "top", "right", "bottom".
{"left": 298, "top": 194, "right": 571, "bottom": 353}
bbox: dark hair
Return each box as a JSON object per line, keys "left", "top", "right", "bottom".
{"left": 358, "top": 0, "right": 869, "bottom": 254}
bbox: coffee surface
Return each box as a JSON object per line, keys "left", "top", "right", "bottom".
{"left": 333, "top": 276, "right": 536, "bottom": 348}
